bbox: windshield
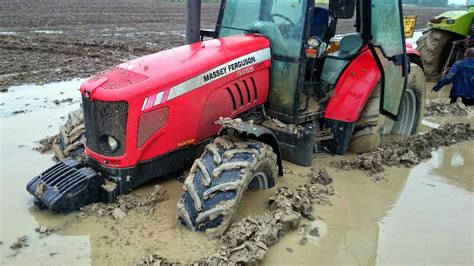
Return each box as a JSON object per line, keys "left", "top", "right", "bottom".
{"left": 219, "top": 0, "right": 307, "bottom": 59}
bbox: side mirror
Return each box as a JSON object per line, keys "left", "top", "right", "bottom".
{"left": 329, "top": 0, "right": 356, "bottom": 19}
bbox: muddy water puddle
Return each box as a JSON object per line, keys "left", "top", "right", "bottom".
{"left": 1, "top": 81, "right": 473, "bottom": 265}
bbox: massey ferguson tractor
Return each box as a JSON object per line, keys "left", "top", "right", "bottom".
{"left": 27, "top": 0, "right": 425, "bottom": 236}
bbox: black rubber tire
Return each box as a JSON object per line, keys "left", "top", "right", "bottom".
{"left": 348, "top": 84, "right": 385, "bottom": 154}
{"left": 177, "top": 136, "right": 278, "bottom": 237}
{"left": 416, "top": 29, "right": 453, "bottom": 81}
{"left": 384, "top": 63, "right": 426, "bottom": 136}
{"left": 53, "top": 108, "right": 86, "bottom": 162}
{"left": 349, "top": 63, "right": 426, "bottom": 153}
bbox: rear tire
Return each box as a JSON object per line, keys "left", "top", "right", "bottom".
{"left": 348, "top": 84, "right": 385, "bottom": 154}
{"left": 416, "top": 29, "right": 453, "bottom": 81}
{"left": 383, "top": 63, "right": 425, "bottom": 136}
{"left": 349, "top": 63, "right": 425, "bottom": 153}
{"left": 177, "top": 136, "right": 278, "bottom": 237}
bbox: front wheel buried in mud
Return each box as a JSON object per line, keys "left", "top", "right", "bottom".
{"left": 54, "top": 108, "right": 86, "bottom": 162}
{"left": 176, "top": 136, "right": 278, "bottom": 237}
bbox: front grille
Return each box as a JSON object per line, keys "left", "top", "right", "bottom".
{"left": 82, "top": 98, "right": 128, "bottom": 156}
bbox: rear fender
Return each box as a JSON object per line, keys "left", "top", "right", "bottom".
{"left": 324, "top": 49, "right": 380, "bottom": 123}
{"left": 405, "top": 41, "right": 421, "bottom": 57}
{"left": 216, "top": 119, "right": 283, "bottom": 176}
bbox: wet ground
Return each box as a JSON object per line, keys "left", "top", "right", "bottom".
{"left": 1, "top": 1, "right": 473, "bottom": 264}
{"left": 0, "top": 0, "right": 454, "bottom": 90}
{"left": 0, "top": 80, "right": 473, "bottom": 265}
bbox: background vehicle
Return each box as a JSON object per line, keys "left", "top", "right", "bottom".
{"left": 417, "top": 3, "right": 474, "bottom": 80}
{"left": 27, "top": 0, "right": 425, "bottom": 236}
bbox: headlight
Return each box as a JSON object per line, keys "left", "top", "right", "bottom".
{"left": 446, "top": 19, "right": 455, "bottom": 24}
{"left": 107, "top": 136, "right": 118, "bottom": 151}
{"left": 99, "top": 135, "right": 120, "bottom": 152}
{"left": 307, "top": 37, "right": 321, "bottom": 48}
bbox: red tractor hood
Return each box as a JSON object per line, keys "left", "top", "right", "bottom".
{"left": 80, "top": 34, "right": 271, "bottom": 103}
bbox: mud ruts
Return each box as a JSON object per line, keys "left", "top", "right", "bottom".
{"left": 139, "top": 170, "right": 334, "bottom": 265}
{"left": 331, "top": 123, "right": 474, "bottom": 175}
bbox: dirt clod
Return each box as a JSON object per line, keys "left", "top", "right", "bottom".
{"left": 331, "top": 123, "right": 474, "bottom": 175}
{"left": 309, "top": 227, "right": 320, "bottom": 237}
{"left": 35, "top": 226, "right": 54, "bottom": 235}
{"left": 139, "top": 175, "right": 334, "bottom": 265}
{"left": 12, "top": 110, "right": 27, "bottom": 115}
{"left": 425, "top": 98, "right": 472, "bottom": 117}
{"left": 52, "top": 98, "right": 74, "bottom": 105}
{"left": 112, "top": 208, "right": 127, "bottom": 220}
{"left": 309, "top": 168, "right": 333, "bottom": 185}
{"left": 10, "top": 236, "right": 28, "bottom": 250}
{"left": 79, "top": 185, "right": 167, "bottom": 219}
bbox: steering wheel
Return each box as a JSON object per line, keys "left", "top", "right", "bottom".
{"left": 270, "top": 13, "right": 296, "bottom": 38}
{"left": 270, "top": 13, "right": 296, "bottom": 26}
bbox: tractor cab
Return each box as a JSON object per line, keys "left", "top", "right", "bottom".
{"left": 209, "top": 0, "right": 409, "bottom": 125}
{"left": 204, "top": 0, "right": 412, "bottom": 162}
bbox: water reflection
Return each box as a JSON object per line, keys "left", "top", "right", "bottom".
{"left": 377, "top": 144, "right": 473, "bottom": 265}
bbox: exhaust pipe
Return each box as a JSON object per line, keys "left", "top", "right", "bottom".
{"left": 186, "top": 0, "right": 201, "bottom": 44}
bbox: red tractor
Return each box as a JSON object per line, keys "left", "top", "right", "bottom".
{"left": 27, "top": 0, "right": 425, "bottom": 236}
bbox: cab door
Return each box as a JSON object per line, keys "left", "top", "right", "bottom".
{"left": 370, "top": 0, "right": 408, "bottom": 119}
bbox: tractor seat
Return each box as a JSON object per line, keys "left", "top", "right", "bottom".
{"left": 310, "top": 7, "right": 329, "bottom": 40}
{"left": 328, "top": 33, "right": 363, "bottom": 60}
{"left": 320, "top": 33, "right": 363, "bottom": 85}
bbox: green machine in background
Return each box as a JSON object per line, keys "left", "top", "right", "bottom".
{"left": 417, "top": 3, "right": 473, "bottom": 80}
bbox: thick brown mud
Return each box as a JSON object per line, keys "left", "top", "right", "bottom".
{"left": 331, "top": 123, "right": 474, "bottom": 175}
{"left": 1, "top": 2, "right": 473, "bottom": 264}
{"left": 1, "top": 88, "right": 473, "bottom": 265}
{"left": 140, "top": 171, "right": 334, "bottom": 265}
{"left": 78, "top": 185, "right": 168, "bottom": 219}
{"left": 425, "top": 98, "right": 473, "bottom": 117}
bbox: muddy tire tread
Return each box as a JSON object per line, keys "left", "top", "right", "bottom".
{"left": 177, "top": 136, "right": 278, "bottom": 237}
{"left": 416, "top": 29, "right": 452, "bottom": 80}
{"left": 56, "top": 108, "right": 86, "bottom": 162}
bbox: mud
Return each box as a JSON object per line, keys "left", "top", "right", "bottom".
{"left": 37, "top": 108, "right": 86, "bottom": 162}
{"left": 331, "top": 123, "right": 474, "bottom": 175}
{"left": 78, "top": 185, "right": 168, "bottom": 219}
{"left": 1, "top": 83, "right": 473, "bottom": 264}
{"left": 0, "top": 0, "right": 219, "bottom": 91}
{"left": 139, "top": 171, "right": 334, "bottom": 265}
{"left": 35, "top": 226, "right": 54, "bottom": 235}
{"left": 1, "top": 2, "right": 472, "bottom": 265}
{"left": 9, "top": 236, "right": 28, "bottom": 250}
{"left": 425, "top": 98, "right": 473, "bottom": 117}
{"left": 1, "top": 0, "right": 451, "bottom": 90}
{"left": 262, "top": 118, "right": 304, "bottom": 136}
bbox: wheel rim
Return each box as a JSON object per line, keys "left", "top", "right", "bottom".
{"left": 392, "top": 88, "right": 417, "bottom": 135}
{"left": 250, "top": 172, "right": 269, "bottom": 189}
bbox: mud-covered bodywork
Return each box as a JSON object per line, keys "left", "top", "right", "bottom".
{"left": 80, "top": 35, "right": 272, "bottom": 169}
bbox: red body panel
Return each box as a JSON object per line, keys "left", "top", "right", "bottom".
{"left": 405, "top": 40, "right": 421, "bottom": 57}
{"left": 81, "top": 35, "right": 271, "bottom": 168}
{"left": 324, "top": 48, "right": 381, "bottom": 122}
